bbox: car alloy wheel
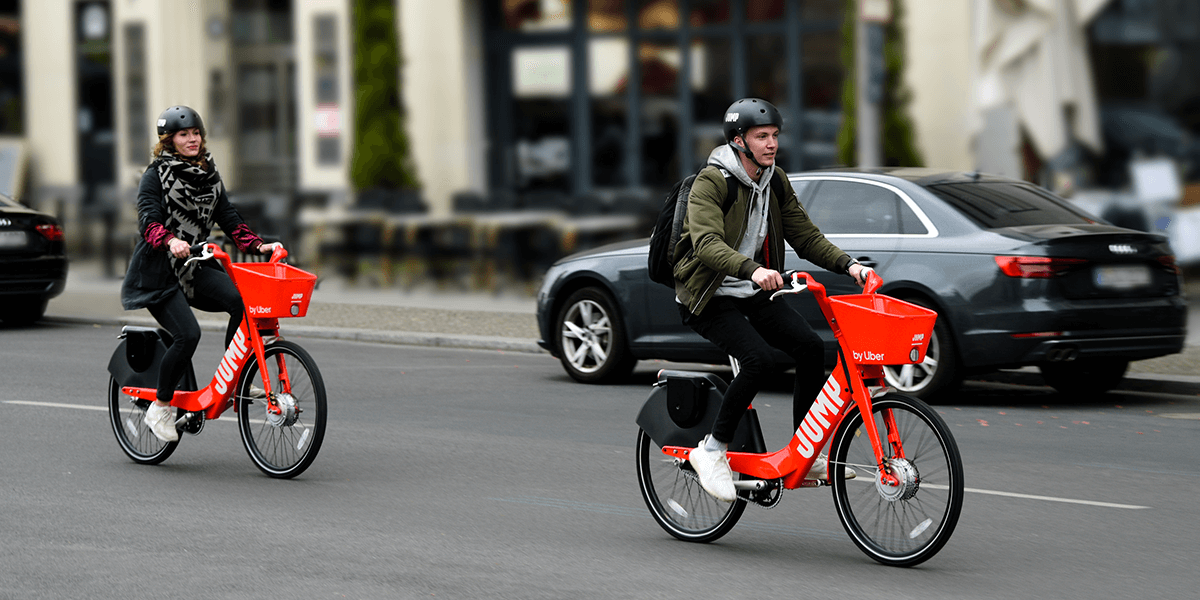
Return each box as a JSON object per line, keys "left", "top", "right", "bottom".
{"left": 555, "top": 287, "right": 635, "bottom": 383}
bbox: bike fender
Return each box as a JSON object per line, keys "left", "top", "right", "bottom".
{"left": 107, "top": 327, "right": 197, "bottom": 391}
{"left": 636, "top": 371, "right": 766, "bottom": 453}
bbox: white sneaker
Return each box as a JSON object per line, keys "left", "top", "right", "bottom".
{"left": 688, "top": 439, "right": 737, "bottom": 503}
{"left": 144, "top": 402, "right": 179, "bottom": 443}
{"left": 806, "top": 455, "right": 856, "bottom": 481}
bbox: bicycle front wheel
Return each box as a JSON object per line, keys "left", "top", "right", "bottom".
{"left": 830, "top": 393, "right": 963, "bottom": 567}
{"left": 108, "top": 377, "right": 178, "bottom": 465}
{"left": 236, "top": 340, "right": 327, "bottom": 479}
{"left": 635, "top": 429, "right": 745, "bottom": 543}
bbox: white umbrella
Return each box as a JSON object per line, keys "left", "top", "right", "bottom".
{"left": 973, "top": 0, "right": 1113, "bottom": 159}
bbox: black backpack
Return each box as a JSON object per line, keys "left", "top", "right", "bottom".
{"left": 646, "top": 165, "right": 783, "bottom": 289}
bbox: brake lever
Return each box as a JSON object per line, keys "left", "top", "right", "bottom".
{"left": 769, "top": 277, "right": 808, "bottom": 301}
{"left": 183, "top": 244, "right": 215, "bottom": 267}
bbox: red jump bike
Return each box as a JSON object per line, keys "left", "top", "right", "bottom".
{"left": 106, "top": 243, "right": 327, "bottom": 478}
{"left": 635, "top": 271, "right": 964, "bottom": 566}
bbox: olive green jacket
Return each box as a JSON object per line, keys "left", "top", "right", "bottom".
{"left": 672, "top": 165, "right": 851, "bottom": 315}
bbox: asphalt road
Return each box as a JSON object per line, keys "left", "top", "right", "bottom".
{"left": 2, "top": 323, "right": 1199, "bottom": 599}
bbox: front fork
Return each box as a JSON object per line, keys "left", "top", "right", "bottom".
{"left": 244, "top": 317, "right": 292, "bottom": 417}
{"left": 845, "top": 362, "right": 903, "bottom": 487}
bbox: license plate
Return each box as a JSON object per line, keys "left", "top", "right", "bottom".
{"left": 0, "top": 230, "right": 26, "bottom": 248}
{"left": 1094, "top": 264, "right": 1151, "bottom": 290}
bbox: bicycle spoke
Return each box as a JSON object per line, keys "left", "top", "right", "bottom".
{"left": 831, "top": 394, "right": 963, "bottom": 567}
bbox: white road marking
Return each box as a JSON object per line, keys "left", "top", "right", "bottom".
{"left": 3, "top": 400, "right": 107, "bottom": 411}
{"left": 0, "top": 400, "right": 1156, "bottom": 509}
{"left": 923, "top": 484, "right": 1150, "bottom": 510}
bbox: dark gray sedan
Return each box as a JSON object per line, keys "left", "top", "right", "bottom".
{"left": 535, "top": 168, "right": 1188, "bottom": 399}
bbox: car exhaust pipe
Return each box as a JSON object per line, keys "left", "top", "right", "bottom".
{"left": 1046, "top": 346, "right": 1079, "bottom": 362}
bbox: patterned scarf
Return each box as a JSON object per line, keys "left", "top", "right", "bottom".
{"left": 155, "top": 151, "right": 224, "bottom": 298}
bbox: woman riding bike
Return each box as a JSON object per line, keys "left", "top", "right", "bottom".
{"left": 121, "top": 105, "right": 281, "bottom": 443}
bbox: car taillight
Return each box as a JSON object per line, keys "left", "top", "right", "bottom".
{"left": 994, "top": 256, "right": 1087, "bottom": 278}
{"left": 35, "top": 223, "right": 64, "bottom": 242}
{"left": 1156, "top": 254, "right": 1181, "bottom": 275}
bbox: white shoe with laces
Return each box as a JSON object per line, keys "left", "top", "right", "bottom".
{"left": 689, "top": 438, "right": 737, "bottom": 503}
{"left": 806, "top": 455, "right": 856, "bottom": 481}
{"left": 143, "top": 402, "right": 179, "bottom": 443}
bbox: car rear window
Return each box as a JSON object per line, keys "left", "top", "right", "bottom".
{"left": 926, "top": 182, "right": 1099, "bottom": 229}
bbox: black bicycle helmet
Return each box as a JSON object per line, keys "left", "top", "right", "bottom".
{"left": 156, "top": 105, "right": 206, "bottom": 137}
{"left": 723, "top": 98, "right": 782, "bottom": 142}
{"left": 722, "top": 98, "right": 782, "bottom": 169}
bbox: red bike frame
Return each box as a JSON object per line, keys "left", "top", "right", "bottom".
{"left": 660, "top": 271, "right": 928, "bottom": 489}
{"left": 120, "top": 244, "right": 309, "bottom": 422}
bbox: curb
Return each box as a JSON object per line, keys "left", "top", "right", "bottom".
{"left": 47, "top": 315, "right": 547, "bottom": 355}
{"left": 974, "top": 367, "right": 1200, "bottom": 397}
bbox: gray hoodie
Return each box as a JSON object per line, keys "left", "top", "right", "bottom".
{"left": 707, "top": 144, "right": 773, "bottom": 299}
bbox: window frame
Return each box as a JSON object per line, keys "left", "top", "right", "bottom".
{"left": 789, "top": 175, "right": 939, "bottom": 239}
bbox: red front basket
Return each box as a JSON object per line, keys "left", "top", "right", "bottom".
{"left": 828, "top": 294, "right": 936, "bottom": 365}
{"left": 229, "top": 262, "right": 317, "bottom": 319}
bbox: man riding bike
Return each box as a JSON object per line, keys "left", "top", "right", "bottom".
{"left": 672, "top": 98, "right": 869, "bottom": 502}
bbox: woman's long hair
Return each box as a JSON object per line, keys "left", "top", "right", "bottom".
{"left": 152, "top": 130, "right": 210, "bottom": 170}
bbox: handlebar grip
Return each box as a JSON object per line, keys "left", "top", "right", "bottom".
{"left": 189, "top": 243, "right": 209, "bottom": 256}
{"left": 863, "top": 268, "right": 883, "bottom": 294}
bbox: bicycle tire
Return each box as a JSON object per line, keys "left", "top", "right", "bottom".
{"left": 829, "top": 393, "right": 963, "bottom": 567}
{"left": 236, "top": 340, "right": 327, "bottom": 479}
{"left": 107, "top": 377, "right": 179, "bottom": 465}
{"left": 636, "top": 429, "right": 745, "bottom": 543}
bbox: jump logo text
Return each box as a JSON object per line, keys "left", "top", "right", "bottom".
{"left": 213, "top": 327, "right": 249, "bottom": 395}
{"left": 794, "top": 374, "right": 847, "bottom": 458}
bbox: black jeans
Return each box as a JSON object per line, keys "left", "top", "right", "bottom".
{"left": 680, "top": 291, "right": 826, "bottom": 443}
{"left": 147, "top": 265, "right": 245, "bottom": 403}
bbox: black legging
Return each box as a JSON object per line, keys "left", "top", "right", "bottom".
{"left": 147, "top": 265, "right": 245, "bottom": 403}
{"left": 680, "top": 291, "right": 826, "bottom": 443}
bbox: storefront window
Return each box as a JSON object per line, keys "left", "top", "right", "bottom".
{"left": 640, "top": 41, "right": 680, "bottom": 187}
{"left": 589, "top": 0, "right": 627, "bottom": 32}
{"left": 504, "top": 0, "right": 572, "bottom": 31}
{"left": 638, "top": 0, "right": 678, "bottom": 30}
{"left": 512, "top": 45, "right": 572, "bottom": 191}
{"left": 487, "top": 0, "right": 846, "bottom": 194}
{"left": 591, "top": 38, "right": 629, "bottom": 186}
{"left": 747, "top": 0, "right": 785, "bottom": 22}
{"left": 801, "top": 29, "right": 842, "bottom": 168}
{"left": 690, "top": 0, "right": 730, "bottom": 26}
{"left": 691, "top": 36, "right": 732, "bottom": 169}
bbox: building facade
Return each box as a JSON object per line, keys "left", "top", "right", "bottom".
{"left": 36, "top": 0, "right": 1198, "bottom": 243}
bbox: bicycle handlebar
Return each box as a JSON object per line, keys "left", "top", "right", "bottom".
{"left": 769, "top": 268, "right": 884, "bottom": 302}
{"left": 183, "top": 242, "right": 288, "bottom": 267}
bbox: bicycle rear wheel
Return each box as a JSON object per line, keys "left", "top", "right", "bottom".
{"left": 635, "top": 429, "right": 745, "bottom": 543}
{"left": 830, "top": 393, "right": 963, "bottom": 567}
{"left": 107, "top": 377, "right": 178, "bottom": 465}
{"left": 236, "top": 340, "right": 327, "bottom": 479}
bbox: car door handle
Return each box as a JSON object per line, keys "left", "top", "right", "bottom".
{"left": 856, "top": 256, "right": 878, "bottom": 268}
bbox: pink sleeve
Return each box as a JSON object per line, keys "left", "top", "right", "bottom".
{"left": 228, "top": 223, "right": 264, "bottom": 253}
{"left": 144, "top": 223, "right": 174, "bottom": 249}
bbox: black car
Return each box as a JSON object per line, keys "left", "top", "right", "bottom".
{"left": 0, "top": 194, "right": 67, "bottom": 325}
{"left": 536, "top": 168, "right": 1188, "bottom": 399}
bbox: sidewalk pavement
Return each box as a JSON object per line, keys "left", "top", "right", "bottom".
{"left": 46, "top": 260, "right": 1200, "bottom": 392}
